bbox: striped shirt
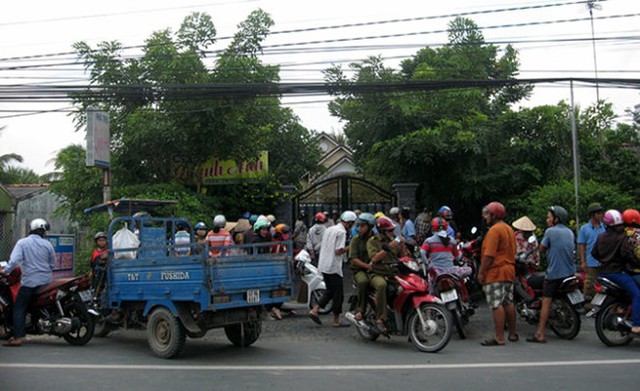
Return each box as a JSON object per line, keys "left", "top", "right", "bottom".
{"left": 206, "top": 229, "right": 234, "bottom": 257}
{"left": 420, "top": 234, "right": 461, "bottom": 269}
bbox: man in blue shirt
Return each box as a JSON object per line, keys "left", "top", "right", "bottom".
{"left": 400, "top": 208, "right": 416, "bottom": 249}
{"left": 577, "top": 202, "right": 605, "bottom": 300}
{"left": 1, "top": 218, "right": 56, "bottom": 347}
{"left": 527, "top": 206, "right": 576, "bottom": 344}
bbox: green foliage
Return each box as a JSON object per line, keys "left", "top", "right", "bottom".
{"left": 61, "top": 10, "right": 320, "bottom": 225}
{"left": 49, "top": 145, "right": 103, "bottom": 222}
{"left": 510, "top": 179, "right": 634, "bottom": 230}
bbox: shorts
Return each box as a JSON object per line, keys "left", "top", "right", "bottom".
{"left": 542, "top": 278, "right": 565, "bottom": 298}
{"left": 483, "top": 281, "right": 514, "bottom": 309}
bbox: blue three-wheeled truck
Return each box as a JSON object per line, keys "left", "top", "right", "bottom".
{"left": 88, "top": 204, "right": 293, "bottom": 359}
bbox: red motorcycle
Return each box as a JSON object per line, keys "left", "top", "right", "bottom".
{"left": 0, "top": 267, "right": 96, "bottom": 345}
{"left": 346, "top": 257, "right": 453, "bottom": 353}
{"left": 513, "top": 246, "right": 584, "bottom": 340}
{"left": 428, "top": 259, "right": 476, "bottom": 340}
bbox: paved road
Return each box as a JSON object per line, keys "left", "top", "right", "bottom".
{"left": 1, "top": 301, "right": 639, "bottom": 391}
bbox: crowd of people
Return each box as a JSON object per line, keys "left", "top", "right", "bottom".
{"left": 4, "top": 199, "right": 640, "bottom": 348}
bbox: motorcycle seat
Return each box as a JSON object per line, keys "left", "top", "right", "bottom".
{"left": 526, "top": 273, "right": 545, "bottom": 290}
{"left": 35, "top": 278, "right": 77, "bottom": 295}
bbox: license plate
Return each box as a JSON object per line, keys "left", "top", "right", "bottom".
{"left": 246, "top": 289, "right": 260, "bottom": 304}
{"left": 591, "top": 293, "right": 607, "bottom": 306}
{"left": 567, "top": 290, "right": 585, "bottom": 305}
{"left": 440, "top": 289, "right": 458, "bottom": 303}
{"left": 79, "top": 289, "right": 94, "bottom": 302}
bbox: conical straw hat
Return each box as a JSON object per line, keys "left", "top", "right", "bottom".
{"left": 512, "top": 216, "right": 536, "bottom": 231}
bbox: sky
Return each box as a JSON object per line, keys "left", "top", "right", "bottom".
{"left": 0, "top": 0, "right": 638, "bottom": 175}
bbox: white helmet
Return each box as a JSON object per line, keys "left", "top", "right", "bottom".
{"left": 389, "top": 207, "right": 400, "bottom": 216}
{"left": 266, "top": 214, "right": 276, "bottom": 223}
{"left": 30, "top": 218, "right": 50, "bottom": 232}
{"left": 340, "top": 211, "right": 357, "bottom": 223}
{"left": 213, "top": 215, "right": 227, "bottom": 228}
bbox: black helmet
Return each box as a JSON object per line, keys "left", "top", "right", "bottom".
{"left": 549, "top": 205, "right": 569, "bottom": 225}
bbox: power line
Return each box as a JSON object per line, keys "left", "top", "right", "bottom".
{"left": 0, "top": 0, "right": 607, "bottom": 63}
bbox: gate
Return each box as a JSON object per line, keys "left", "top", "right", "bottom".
{"left": 293, "top": 176, "right": 395, "bottom": 220}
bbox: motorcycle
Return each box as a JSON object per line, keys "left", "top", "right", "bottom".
{"left": 293, "top": 250, "right": 333, "bottom": 315}
{"left": 587, "top": 276, "right": 636, "bottom": 347}
{"left": 0, "top": 264, "right": 96, "bottom": 345}
{"left": 513, "top": 237, "right": 584, "bottom": 340}
{"left": 458, "top": 227, "right": 484, "bottom": 298}
{"left": 428, "top": 259, "right": 476, "bottom": 340}
{"left": 345, "top": 257, "right": 452, "bottom": 353}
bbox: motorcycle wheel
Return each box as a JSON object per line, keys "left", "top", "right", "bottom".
{"left": 408, "top": 303, "right": 452, "bottom": 353}
{"left": 548, "top": 298, "right": 581, "bottom": 340}
{"left": 309, "top": 289, "right": 333, "bottom": 315}
{"left": 147, "top": 307, "right": 186, "bottom": 359}
{"left": 62, "top": 301, "right": 95, "bottom": 346}
{"left": 452, "top": 310, "right": 467, "bottom": 340}
{"left": 595, "top": 299, "right": 634, "bottom": 347}
{"left": 224, "top": 320, "right": 262, "bottom": 347}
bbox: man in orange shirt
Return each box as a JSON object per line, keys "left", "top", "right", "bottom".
{"left": 206, "top": 215, "right": 234, "bottom": 257}
{"left": 478, "top": 201, "right": 518, "bottom": 346}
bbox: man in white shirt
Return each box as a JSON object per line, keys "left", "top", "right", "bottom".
{"left": 308, "top": 211, "right": 357, "bottom": 327}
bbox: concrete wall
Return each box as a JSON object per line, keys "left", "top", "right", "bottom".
{"left": 13, "top": 191, "right": 72, "bottom": 238}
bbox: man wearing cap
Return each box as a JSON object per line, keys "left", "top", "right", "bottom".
{"left": 578, "top": 203, "right": 606, "bottom": 300}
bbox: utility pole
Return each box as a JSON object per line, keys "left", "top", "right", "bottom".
{"left": 570, "top": 81, "right": 581, "bottom": 233}
{"left": 587, "top": 0, "right": 602, "bottom": 102}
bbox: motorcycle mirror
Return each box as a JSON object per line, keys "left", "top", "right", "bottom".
{"left": 528, "top": 235, "right": 537, "bottom": 244}
{"left": 470, "top": 227, "right": 478, "bottom": 235}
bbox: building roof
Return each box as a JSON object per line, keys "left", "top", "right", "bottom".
{"left": 3, "top": 184, "right": 50, "bottom": 201}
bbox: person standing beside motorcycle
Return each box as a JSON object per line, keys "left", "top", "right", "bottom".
{"left": 347, "top": 213, "right": 376, "bottom": 322}
{"left": 591, "top": 209, "right": 640, "bottom": 335}
{"left": 527, "top": 205, "right": 576, "bottom": 344}
{"left": 292, "top": 211, "right": 308, "bottom": 251}
{"left": 478, "top": 202, "right": 518, "bottom": 346}
{"left": 1, "top": 218, "right": 56, "bottom": 347}
{"left": 577, "top": 203, "right": 605, "bottom": 300}
{"left": 306, "top": 213, "right": 327, "bottom": 265}
{"left": 308, "top": 211, "right": 357, "bottom": 327}
{"left": 366, "top": 216, "right": 408, "bottom": 334}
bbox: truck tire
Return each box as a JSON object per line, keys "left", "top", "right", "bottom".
{"left": 224, "top": 320, "right": 261, "bottom": 347}
{"left": 147, "top": 307, "right": 186, "bottom": 359}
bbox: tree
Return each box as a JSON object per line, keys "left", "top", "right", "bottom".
{"left": 64, "top": 10, "right": 320, "bottom": 221}
{"left": 325, "top": 17, "right": 534, "bottom": 228}
{"left": 0, "top": 126, "right": 24, "bottom": 183}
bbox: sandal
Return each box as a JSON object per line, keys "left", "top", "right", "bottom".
{"left": 376, "top": 320, "right": 389, "bottom": 336}
{"left": 354, "top": 312, "right": 363, "bottom": 322}
{"left": 3, "top": 337, "right": 22, "bottom": 347}
{"left": 308, "top": 312, "right": 322, "bottom": 325}
{"left": 508, "top": 334, "right": 519, "bottom": 342}
{"left": 526, "top": 335, "right": 547, "bottom": 344}
{"left": 480, "top": 338, "right": 505, "bottom": 346}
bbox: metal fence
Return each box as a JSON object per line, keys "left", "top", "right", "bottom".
{"left": 0, "top": 213, "right": 16, "bottom": 262}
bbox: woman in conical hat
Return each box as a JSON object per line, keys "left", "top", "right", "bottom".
{"left": 512, "top": 216, "right": 539, "bottom": 267}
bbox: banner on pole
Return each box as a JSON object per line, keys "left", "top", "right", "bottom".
{"left": 86, "top": 108, "right": 110, "bottom": 168}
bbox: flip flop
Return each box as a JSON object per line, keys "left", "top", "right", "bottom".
{"left": 508, "top": 334, "right": 519, "bottom": 342}
{"left": 480, "top": 338, "right": 505, "bottom": 346}
{"left": 308, "top": 313, "right": 322, "bottom": 325}
{"left": 526, "top": 336, "right": 547, "bottom": 344}
{"left": 3, "top": 337, "right": 22, "bottom": 347}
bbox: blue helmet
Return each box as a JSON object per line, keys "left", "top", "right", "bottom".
{"left": 437, "top": 206, "right": 452, "bottom": 220}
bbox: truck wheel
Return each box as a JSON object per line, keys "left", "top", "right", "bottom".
{"left": 224, "top": 320, "right": 262, "bottom": 347}
{"left": 147, "top": 307, "right": 186, "bottom": 359}
{"left": 93, "top": 313, "right": 112, "bottom": 338}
